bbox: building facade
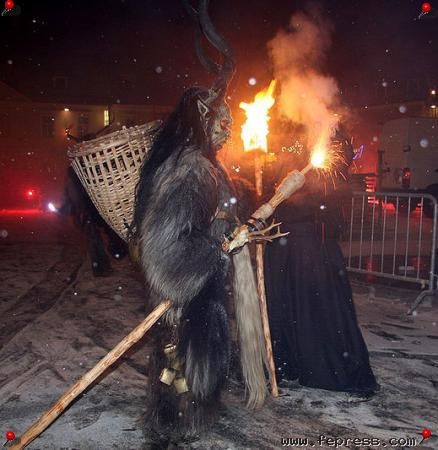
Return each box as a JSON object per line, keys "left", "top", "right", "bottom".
{"left": 0, "top": 81, "right": 172, "bottom": 208}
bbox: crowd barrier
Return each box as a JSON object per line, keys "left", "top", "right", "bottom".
{"left": 341, "top": 191, "right": 437, "bottom": 314}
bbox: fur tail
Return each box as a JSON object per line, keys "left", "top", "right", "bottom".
{"left": 232, "top": 246, "right": 268, "bottom": 408}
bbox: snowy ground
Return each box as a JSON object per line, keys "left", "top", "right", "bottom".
{"left": 0, "top": 210, "right": 437, "bottom": 450}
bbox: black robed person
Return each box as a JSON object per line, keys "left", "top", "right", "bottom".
{"left": 264, "top": 130, "right": 379, "bottom": 396}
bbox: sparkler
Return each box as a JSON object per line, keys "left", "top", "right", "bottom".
{"left": 300, "top": 145, "right": 329, "bottom": 175}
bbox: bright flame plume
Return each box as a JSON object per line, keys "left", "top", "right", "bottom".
{"left": 310, "top": 147, "right": 326, "bottom": 168}
{"left": 310, "top": 127, "right": 333, "bottom": 169}
{"left": 240, "top": 80, "right": 277, "bottom": 152}
{"left": 308, "top": 127, "right": 350, "bottom": 186}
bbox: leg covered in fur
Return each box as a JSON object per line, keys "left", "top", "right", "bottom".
{"left": 146, "top": 278, "right": 229, "bottom": 439}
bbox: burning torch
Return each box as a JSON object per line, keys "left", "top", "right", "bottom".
{"left": 238, "top": 80, "right": 279, "bottom": 397}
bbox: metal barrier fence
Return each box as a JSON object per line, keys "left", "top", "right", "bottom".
{"left": 341, "top": 191, "right": 437, "bottom": 314}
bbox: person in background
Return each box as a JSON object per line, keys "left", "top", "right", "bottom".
{"left": 264, "top": 128, "right": 379, "bottom": 397}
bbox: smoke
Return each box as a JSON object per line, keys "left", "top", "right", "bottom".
{"left": 267, "top": 9, "right": 341, "bottom": 149}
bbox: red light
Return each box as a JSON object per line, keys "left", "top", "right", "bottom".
{"left": 422, "top": 2, "right": 432, "bottom": 13}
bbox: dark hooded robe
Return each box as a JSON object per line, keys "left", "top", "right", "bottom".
{"left": 264, "top": 134, "right": 379, "bottom": 395}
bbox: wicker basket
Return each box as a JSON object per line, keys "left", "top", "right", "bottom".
{"left": 68, "top": 121, "right": 162, "bottom": 241}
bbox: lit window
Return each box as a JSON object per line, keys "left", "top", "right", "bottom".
{"left": 104, "top": 110, "right": 109, "bottom": 126}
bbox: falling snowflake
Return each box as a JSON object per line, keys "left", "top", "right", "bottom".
{"left": 7, "top": 59, "right": 13, "bottom": 65}
{"left": 0, "top": 229, "right": 8, "bottom": 238}
{"left": 399, "top": 105, "right": 407, "bottom": 113}
{"left": 382, "top": 80, "right": 388, "bottom": 87}
{"left": 420, "top": 138, "right": 429, "bottom": 148}
{"left": 155, "top": 66, "right": 163, "bottom": 74}
{"left": 230, "top": 197, "right": 237, "bottom": 204}
{"left": 279, "top": 237, "right": 288, "bottom": 246}
{"left": 248, "top": 77, "right": 257, "bottom": 86}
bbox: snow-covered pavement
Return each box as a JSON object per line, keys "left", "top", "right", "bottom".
{"left": 0, "top": 211, "right": 437, "bottom": 449}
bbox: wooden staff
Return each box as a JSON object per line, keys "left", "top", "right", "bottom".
{"left": 253, "top": 151, "right": 278, "bottom": 398}
{"left": 250, "top": 160, "right": 313, "bottom": 398}
{"left": 8, "top": 301, "right": 171, "bottom": 450}
{"left": 235, "top": 163, "right": 312, "bottom": 398}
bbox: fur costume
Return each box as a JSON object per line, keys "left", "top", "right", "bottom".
{"left": 132, "top": 1, "right": 267, "bottom": 442}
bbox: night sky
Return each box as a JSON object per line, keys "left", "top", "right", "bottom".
{"left": 1, "top": 0, "right": 437, "bottom": 107}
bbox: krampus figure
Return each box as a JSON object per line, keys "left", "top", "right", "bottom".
{"left": 133, "top": 0, "right": 267, "bottom": 444}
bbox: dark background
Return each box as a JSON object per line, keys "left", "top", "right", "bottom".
{"left": 1, "top": 0, "right": 437, "bottom": 107}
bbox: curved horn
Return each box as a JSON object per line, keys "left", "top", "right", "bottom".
{"left": 198, "top": 0, "right": 235, "bottom": 90}
{"left": 182, "top": 0, "right": 220, "bottom": 75}
{"left": 194, "top": 26, "right": 221, "bottom": 75}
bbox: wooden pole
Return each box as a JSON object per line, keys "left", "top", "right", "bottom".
{"left": 253, "top": 151, "right": 279, "bottom": 398}
{"left": 8, "top": 301, "right": 171, "bottom": 450}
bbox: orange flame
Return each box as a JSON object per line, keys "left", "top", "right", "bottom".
{"left": 240, "top": 80, "right": 277, "bottom": 152}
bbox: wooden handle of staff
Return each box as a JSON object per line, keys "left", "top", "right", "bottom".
{"left": 250, "top": 165, "right": 311, "bottom": 397}
{"left": 255, "top": 243, "right": 279, "bottom": 398}
{"left": 300, "top": 162, "right": 313, "bottom": 175}
{"left": 9, "top": 300, "right": 172, "bottom": 450}
{"left": 253, "top": 153, "right": 279, "bottom": 398}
